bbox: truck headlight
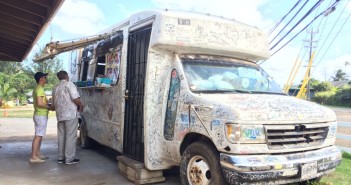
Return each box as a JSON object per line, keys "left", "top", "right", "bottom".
{"left": 225, "top": 123, "right": 240, "bottom": 143}
{"left": 241, "top": 125, "right": 266, "bottom": 143}
{"left": 327, "top": 122, "right": 337, "bottom": 138}
{"left": 225, "top": 124, "right": 266, "bottom": 143}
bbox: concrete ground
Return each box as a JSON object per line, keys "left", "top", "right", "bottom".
{"left": 0, "top": 118, "right": 180, "bottom": 185}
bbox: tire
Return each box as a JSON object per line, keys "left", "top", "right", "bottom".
{"left": 180, "top": 142, "right": 226, "bottom": 185}
{"left": 298, "top": 177, "right": 321, "bottom": 185}
{"left": 79, "top": 117, "right": 95, "bottom": 149}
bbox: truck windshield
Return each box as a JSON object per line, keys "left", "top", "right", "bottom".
{"left": 182, "top": 57, "right": 283, "bottom": 94}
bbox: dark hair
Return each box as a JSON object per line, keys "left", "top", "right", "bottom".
{"left": 57, "top": 71, "right": 68, "bottom": 80}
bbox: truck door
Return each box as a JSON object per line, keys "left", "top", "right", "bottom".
{"left": 123, "top": 26, "right": 151, "bottom": 162}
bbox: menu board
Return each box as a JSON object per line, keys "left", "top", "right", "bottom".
{"left": 105, "top": 45, "right": 122, "bottom": 84}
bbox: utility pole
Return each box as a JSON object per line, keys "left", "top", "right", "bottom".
{"left": 304, "top": 28, "right": 318, "bottom": 100}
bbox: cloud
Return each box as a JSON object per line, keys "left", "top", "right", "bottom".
{"left": 151, "top": 0, "right": 271, "bottom": 28}
{"left": 45, "top": 0, "right": 349, "bottom": 85}
{"left": 51, "top": 0, "right": 107, "bottom": 36}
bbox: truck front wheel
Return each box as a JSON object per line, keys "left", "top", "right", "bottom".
{"left": 180, "top": 142, "right": 226, "bottom": 185}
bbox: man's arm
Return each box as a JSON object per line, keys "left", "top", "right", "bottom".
{"left": 37, "top": 96, "right": 51, "bottom": 110}
{"left": 67, "top": 82, "right": 83, "bottom": 112}
{"left": 50, "top": 96, "right": 56, "bottom": 111}
{"left": 73, "top": 97, "right": 84, "bottom": 112}
{"left": 50, "top": 88, "right": 56, "bottom": 111}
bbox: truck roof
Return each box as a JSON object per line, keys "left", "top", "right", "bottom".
{"left": 108, "top": 9, "right": 271, "bottom": 62}
{"left": 35, "top": 9, "right": 271, "bottom": 63}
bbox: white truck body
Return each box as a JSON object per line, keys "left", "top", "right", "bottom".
{"left": 68, "top": 10, "right": 341, "bottom": 184}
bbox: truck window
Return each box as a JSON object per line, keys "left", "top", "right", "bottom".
{"left": 96, "top": 55, "right": 106, "bottom": 77}
{"left": 164, "top": 69, "right": 180, "bottom": 140}
{"left": 80, "top": 47, "right": 93, "bottom": 81}
{"left": 94, "top": 33, "right": 123, "bottom": 84}
{"left": 182, "top": 57, "right": 283, "bottom": 94}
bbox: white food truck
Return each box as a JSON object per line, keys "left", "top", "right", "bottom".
{"left": 36, "top": 10, "right": 341, "bottom": 185}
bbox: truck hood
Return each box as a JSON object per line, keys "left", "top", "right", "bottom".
{"left": 200, "top": 94, "right": 336, "bottom": 123}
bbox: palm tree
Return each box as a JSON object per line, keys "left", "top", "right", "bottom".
{"left": 331, "top": 69, "right": 348, "bottom": 81}
{"left": 0, "top": 83, "right": 17, "bottom": 117}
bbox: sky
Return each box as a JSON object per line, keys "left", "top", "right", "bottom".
{"left": 29, "top": 0, "right": 351, "bottom": 87}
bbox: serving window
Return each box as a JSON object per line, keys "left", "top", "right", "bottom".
{"left": 77, "top": 31, "right": 123, "bottom": 87}
{"left": 94, "top": 32, "right": 123, "bottom": 85}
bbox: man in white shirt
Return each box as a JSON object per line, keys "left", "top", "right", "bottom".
{"left": 52, "top": 71, "right": 84, "bottom": 165}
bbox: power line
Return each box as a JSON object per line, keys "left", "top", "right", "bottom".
{"left": 270, "top": 0, "right": 341, "bottom": 56}
{"left": 269, "top": 0, "right": 309, "bottom": 43}
{"left": 311, "top": 0, "right": 350, "bottom": 78}
{"left": 271, "top": 12, "right": 324, "bottom": 56}
{"left": 270, "top": 0, "right": 325, "bottom": 50}
{"left": 268, "top": 0, "right": 303, "bottom": 36}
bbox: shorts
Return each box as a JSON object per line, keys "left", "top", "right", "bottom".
{"left": 33, "top": 115, "right": 48, "bottom": 136}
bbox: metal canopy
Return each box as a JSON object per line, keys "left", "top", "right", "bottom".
{"left": 0, "top": 0, "right": 64, "bottom": 62}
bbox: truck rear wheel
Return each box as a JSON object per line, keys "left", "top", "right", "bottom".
{"left": 79, "top": 117, "right": 94, "bottom": 149}
{"left": 180, "top": 142, "right": 226, "bottom": 185}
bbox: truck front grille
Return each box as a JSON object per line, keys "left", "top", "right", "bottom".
{"left": 265, "top": 124, "right": 329, "bottom": 150}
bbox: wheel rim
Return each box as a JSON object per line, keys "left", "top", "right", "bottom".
{"left": 187, "top": 155, "right": 211, "bottom": 185}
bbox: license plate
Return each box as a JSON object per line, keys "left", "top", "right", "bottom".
{"left": 301, "top": 162, "right": 318, "bottom": 179}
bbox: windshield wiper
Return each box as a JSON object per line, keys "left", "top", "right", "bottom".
{"left": 250, "top": 91, "right": 287, "bottom": 95}
{"left": 192, "top": 89, "right": 252, "bottom": 94}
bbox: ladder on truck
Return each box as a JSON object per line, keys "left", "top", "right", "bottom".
{"left": 34, "top": 31, "right": 120, "bottom": 62}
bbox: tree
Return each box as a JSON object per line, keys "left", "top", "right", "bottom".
{"left": 22, "top": 48, "right": 64, "bottom": 90}
{"left": 11, "top": 73, "right": 34, "bottom": 103}
{"left": 0, "top": 83, "right": 17, "bottom": 102}
{"left": 0, "top": 71, "right": 33, "bottom": 104}
{"left": 309, "top": 78, "right": 320, "bottom": 88}
{"left": 0, "top": 47, "right": 63, "bottom": 105}
{"left": 0, "top": 61, "right": 22, "bottom": 75}
{"left": 331, "top": 69, "right": 348, "bottom": 81}
{"left": 313, "top": 81, "right": 334, "bottom": 92}
{"left": 0, "top": 83, "right": 17, "bottom": 116}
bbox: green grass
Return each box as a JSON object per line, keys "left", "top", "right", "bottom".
{"left": 319, "top": 152, "right": 351, "bottom": 185}
{"left": 0, "top": 107, "right": 56, "bottom": 118}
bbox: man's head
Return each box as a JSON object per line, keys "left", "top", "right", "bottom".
{"left": 57, "top": 71, "right": 69, "bottom": 80}
{"left": 34, "top": 72, "right": 48, "bottom": 84}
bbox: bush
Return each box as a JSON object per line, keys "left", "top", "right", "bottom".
{"left": 313, "top": 81, "right": 334, "bottom": 92}
{"left": 332, "top": 85, "right": 351, "bottom": 106}
{"left": 312, "top": 85, "right": 351, "bottom": 107}
{"left": 343, "top": 151, "right": 351, "bottom": 159}
{"left": 312, "top": 91, "right": 335, "bottom": 105}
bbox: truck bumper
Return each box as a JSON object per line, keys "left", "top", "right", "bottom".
{"left": 220, "top": 146, "right": 342, "bottom": 184}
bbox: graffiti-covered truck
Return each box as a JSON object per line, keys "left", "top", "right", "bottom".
{"left": 37, "top": 10, "right": 341, "bottom": 185}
